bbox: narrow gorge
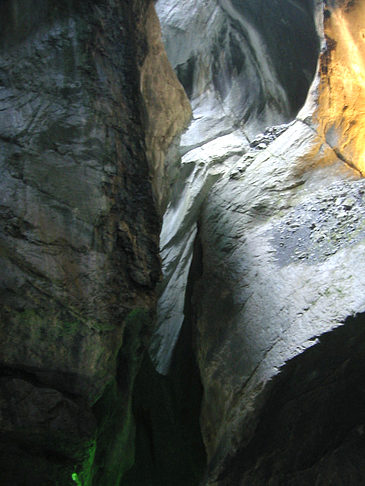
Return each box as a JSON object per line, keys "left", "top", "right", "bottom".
{"left": 1, "top": 0, "right": 365, "bottom": 485}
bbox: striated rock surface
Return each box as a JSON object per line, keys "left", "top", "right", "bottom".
{"left": 196, "top": 130, "right": 365, "bottom": 484}
{"left": 152, "top": 0, "right": 320, "bottom": 374}
{"left": 316, "top": 0, "right": 365, "bottom": 174}
{"left": 2, "top": 0, "right": 365, "bottom": 484}
{"left": 141, "top": 3, "right": 191, "bottom": 214}
{"left": 149, "top": 0, "right": 365, "bottom": 484}
{"left": 0, "top": 0, "right": 189, "bottom": 484}
{"left": 157, "top": 0, "right": 319, "bottom": 148}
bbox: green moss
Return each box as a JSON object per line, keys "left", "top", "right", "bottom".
{"left": 88, "top": 320, "right": 115, "bottom": 333}
{"left": 121, "top": 309, "right": 206, "bottom": 484}
{"left": 88, "top": 308, "right": 152, "bottom": 485}
{"left": 15, "top": 309, "right": 43, "bottom": 326}
{"left": 60, "top": 320, "right": 81, "bottom": 336}
{"left": 72, "top": 472, "right": 82, "bottom": 485}
{"left": 122, "top": 308, "right": 150, "bottom": 365}
{"left": 121, "top": 352, "right": 206, "bottom": 486}
{"left": 9, "top": 307, "right": 151, "bottom": 485}
{"left": 124, "top": 308, "right": 150, "bottom": 334}
{"left": 75, "top": 440, "right": 97, "bottom": 486}
{"left": 90, "top": 380, "right": 135, "bottom": 486}
{"left": 13, "top": 308, "right": 112, "bottom": 340}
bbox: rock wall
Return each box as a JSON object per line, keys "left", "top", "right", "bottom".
{"left": 0, "top": 1, "right": 189, "bottom": 484}
{"left": 2, "top": 0, "right": 365, "bottom": 484}
{"left": 141, "top": 3, "right": 191, "bottom": 213}
{"left": 316, "top": 0, "right": 365, "bottom": 174}
{"left": 216, "top": 312, "right": 365, "bottom": 485}
{"left": 152, "top": 0, "right": 320, "bottom": 374}
{"left": 150, "top": 0, "right": 365, "bottom": 484}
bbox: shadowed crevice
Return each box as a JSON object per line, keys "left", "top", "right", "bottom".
{"left": 217, "top": 312, "right": 365, "bottom": 485}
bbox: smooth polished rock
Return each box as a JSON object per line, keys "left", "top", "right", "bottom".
{"left": 152, "top": 1, "right": 365, "bottom": 484}
{"left": 195, "top": 125, "right": 365, "bottom": 476}
{"left": 152, "top": 0, "right": 321, "bottom": 376}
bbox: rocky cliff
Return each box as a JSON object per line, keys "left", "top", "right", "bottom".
{"left": 0, "top": 1, "right": 189, "bottom": 484}
{"left": 2, "top": 0, "right": 365, "bottom": 485}
{"left": 147, "top": 0, "right": 365, "bottom": 485}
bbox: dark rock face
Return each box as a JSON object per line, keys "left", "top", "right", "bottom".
{"left": 0, "top": 0, "right": 166, "bottom": 483}
{"left": 122, "top": 229, "right": 206, "bottom": 486}
{"left": 223, "top": 0, "right": 319, "bottom": 118}
{"left": 0, "top": 376, "right": 96, "bottom": 485}
{"left": 217, "top": 313, "right": 365, "bottom": 486}
{"left": 0, "top": 0, "right": 159, "bottom": 398}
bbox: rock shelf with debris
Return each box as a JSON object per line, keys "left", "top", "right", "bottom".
{"left": 271, "top": 180, "right": 365, "bottom": 265}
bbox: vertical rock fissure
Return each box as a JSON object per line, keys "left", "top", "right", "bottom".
{"left": 149, "top": 1, "right": 365, "bottom": 485}
{"left": 121, "top": 230, "right": 206, "bottom": 486}
{"left": 151, "top": 0, "right": 321, "bottom": 377}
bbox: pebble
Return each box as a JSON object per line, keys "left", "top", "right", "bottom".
{"left": 343, "top": 197, "right": 355, "bottom": 209}
{"left": 229, "top": 170, "right": 240, "bottom": 179}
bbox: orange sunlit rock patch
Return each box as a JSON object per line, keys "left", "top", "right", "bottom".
{"left": 317, "top": 0, "right": 365, "bottom": 175}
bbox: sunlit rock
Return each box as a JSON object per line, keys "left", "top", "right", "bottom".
{"left": 150, "top": 0, "right": 365, "bottom": 484}
{"left": 141, "top": 3, "right": 191, "bottom": 213}
{"left": 316, "top": 0, "right": 365, "bottom": 174}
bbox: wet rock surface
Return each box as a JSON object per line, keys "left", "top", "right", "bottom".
{"left": 0, "top": 0, "right": 159, "bottom": 401}
{"left": 2, "top": 0, "right": 365, "bottom": 484}
{"left": 151, "top": 1, "right": 365, "bottom": 485}
{"left": 152, "top": 0, "right": 320, "bottom": 375}
{"left": 157, "top": 0, "right": 319, "bottom": 148}
{"left": 195, "top": 137, "right": 365, "bottom": 483}
{"left": 0, "top": 0, "right": 187, "bottom": 483}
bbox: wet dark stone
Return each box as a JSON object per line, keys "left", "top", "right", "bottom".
{"left": 218, "top": 312, "right": 365, "bottom": 485}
